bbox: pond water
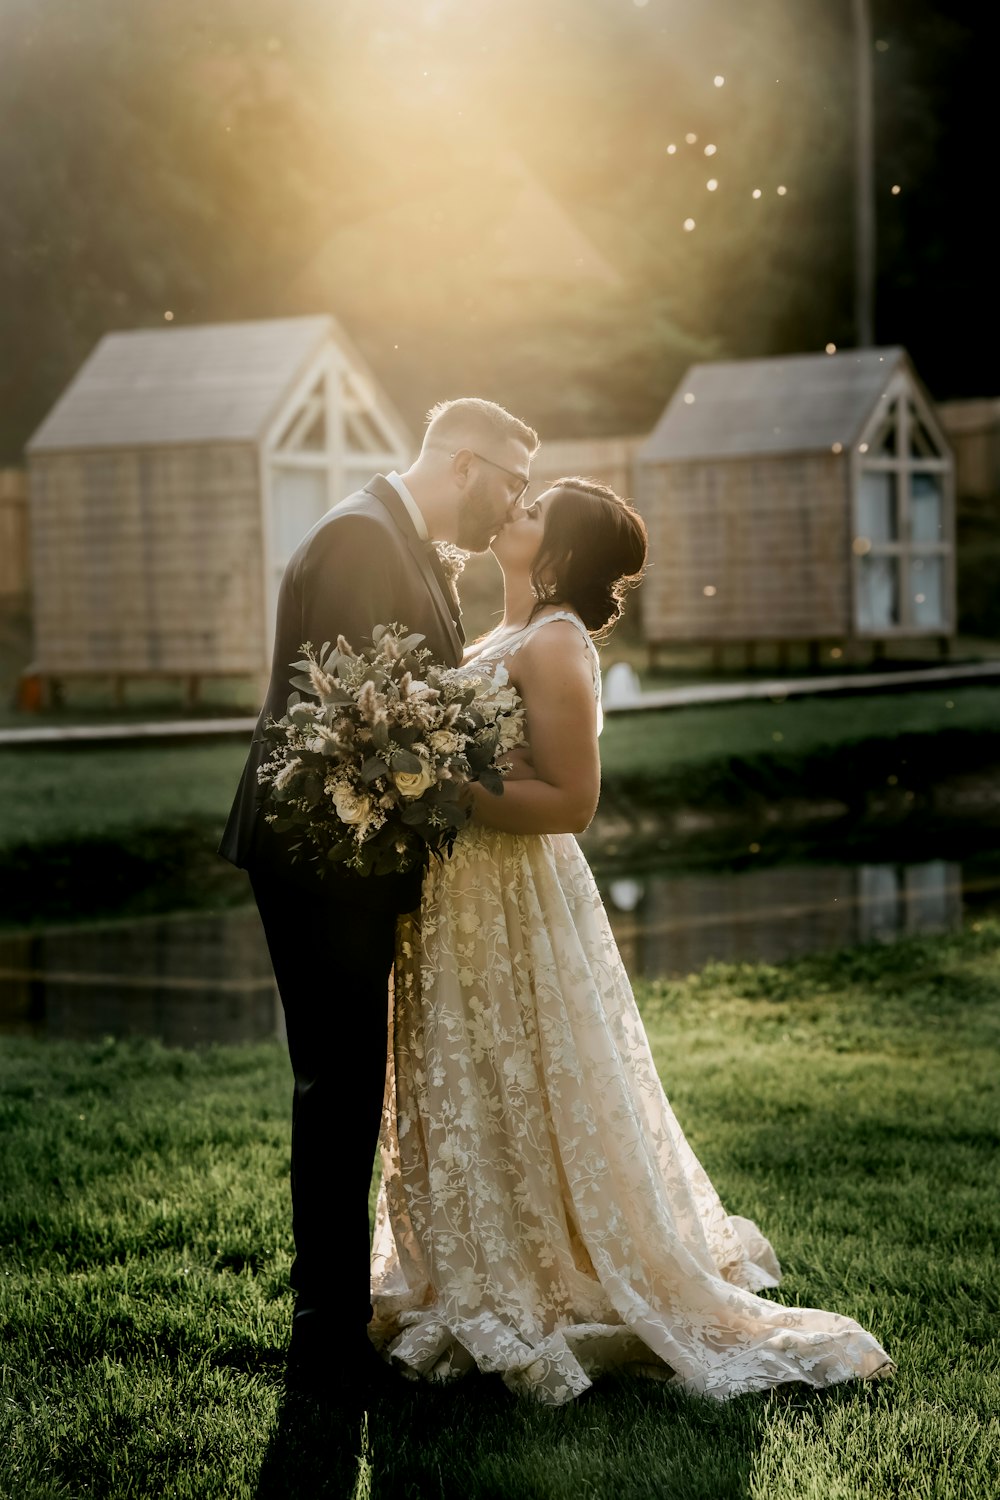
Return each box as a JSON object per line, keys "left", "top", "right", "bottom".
{"left": 2, "top": 848, "right": 999, "bottom": 1046}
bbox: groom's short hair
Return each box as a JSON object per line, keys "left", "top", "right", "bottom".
{"left": 422, "top": 398, "right": 539, "bottom": 456}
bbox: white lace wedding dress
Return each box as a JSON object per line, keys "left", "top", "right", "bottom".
{"left": 370, "top": 613, "right": 893, "bottom": 1404}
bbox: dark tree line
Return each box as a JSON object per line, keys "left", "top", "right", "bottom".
{"left": 0, "top": 0, "right": 989, "bottom": 461}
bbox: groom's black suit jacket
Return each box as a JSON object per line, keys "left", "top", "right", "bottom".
{"left": 219, "top": 475, "right": 465, "bottom": 909}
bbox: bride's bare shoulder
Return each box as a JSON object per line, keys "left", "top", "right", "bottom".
{"left": 513, "top": 617, "right": 596, "bottom": 681}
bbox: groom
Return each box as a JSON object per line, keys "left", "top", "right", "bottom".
{"left": 220, "top": 397, "right": 538, "bottom": 1391}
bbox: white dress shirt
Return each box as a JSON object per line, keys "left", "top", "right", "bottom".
{"left": 384, "top": 471, "right": 429, "bottom": 543}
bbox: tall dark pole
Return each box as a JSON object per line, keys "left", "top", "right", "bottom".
{"left": 853, "top": 0, "right": 875, "bottom": 346}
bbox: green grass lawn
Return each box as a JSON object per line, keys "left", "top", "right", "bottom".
{"left": 599, "top": 683, "right": 1000, "bottom": 779}
{"left": 2, "top": 923, "right": 998, "bottom": 1499}
{"left": 3, "top": 685, "right": 999, "bottom": 853}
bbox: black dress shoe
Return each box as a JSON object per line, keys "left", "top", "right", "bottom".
{"left": 285, "top": 1309, "right": 399, "bottom": 1401}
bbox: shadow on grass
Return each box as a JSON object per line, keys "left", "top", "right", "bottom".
{"left": 253, "top": 1370, "right": 778, "bottom": 1500}
{"left": 255, "top": 1387, "right": 371, "bottom": 1499}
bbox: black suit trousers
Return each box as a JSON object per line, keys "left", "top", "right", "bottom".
{"left": 250, "top": 867, "right": 401, "bottom": 1335}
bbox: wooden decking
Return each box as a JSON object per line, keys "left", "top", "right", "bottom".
{"left": 1, "top": 661, "right": 998, "bottom": 748}
{"left": 606, "top": 659, "right": 1000, "bottom": 713}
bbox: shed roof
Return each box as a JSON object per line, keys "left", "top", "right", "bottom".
{"left": 638, "top": 347, "right": 911, "bottom": 464}
{"left": 27, "top": 315, "right": 359, "bottom": 452}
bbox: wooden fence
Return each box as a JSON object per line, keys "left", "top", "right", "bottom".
{"left": 0, "top": 470, "right": 29, "bottom": 600}
{"left": 938, "top": 398, "right": 1000, "bottom": 503}
{"left": 527, "top": 435, "right": 645, "bottom": 501}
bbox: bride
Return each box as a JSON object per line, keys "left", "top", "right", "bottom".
{"left": 370, "top": 477, "right": 893, "bottom": 1404}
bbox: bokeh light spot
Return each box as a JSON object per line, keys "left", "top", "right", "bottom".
{"left": 683, "top": 217, "right": 696, "bottom": 231}
{"left": 706, "top": 179, "right": 718, "bottom": 191}
{"left": 751, "top": 188, "right": 762, "bottom": 199}
{"left": 825, "top": 343, "right": 837, "bottom": 354}
{"left": 702, "top": 584, "right": 716, "bottom": 596}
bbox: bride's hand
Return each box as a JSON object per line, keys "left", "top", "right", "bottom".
{"left": 499, "top": 746, "right": 536, "bottom": 781}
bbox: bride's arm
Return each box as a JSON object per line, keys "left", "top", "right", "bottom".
{"left": 468, "top": 622, "right": 600, "bottom": 835}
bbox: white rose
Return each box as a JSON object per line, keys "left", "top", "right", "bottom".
{"left": 332, "top": 785, "right": 369, "bottom": 824}
{"left": 392, "top": 760, "right": 436, "bottom": 798}
{"left": 498, "top": 713, "right": 527, "bottom": 752}
{"left": 429, "top": 729, "right": 461, "bottom": 754}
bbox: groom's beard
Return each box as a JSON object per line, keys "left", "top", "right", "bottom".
{"left": 456, "top": 476, "right": 507, "bottom": 553}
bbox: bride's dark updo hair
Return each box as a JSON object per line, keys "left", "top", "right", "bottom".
{"left": 528, "top": 477, "right": 648, "bottom": 637}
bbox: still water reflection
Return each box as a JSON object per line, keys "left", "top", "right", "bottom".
{"left": 0, "top": 909, "right": 283, "bottom": 1047}
{"left": 2, "top": 854, "right": 998, "bottom": 1045}
{"left": 603, "top": 858, "right": 972, "bottom": 978}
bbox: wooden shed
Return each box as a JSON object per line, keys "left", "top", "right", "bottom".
{"left": 24, "top": 315, "right": 413, "bottom": 703}
{"left": 635, "top": 347, "right": 955, "bottom": 665}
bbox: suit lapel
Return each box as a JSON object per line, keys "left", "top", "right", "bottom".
{"left": 364, "top": 476, "right": 465, "bottom": 665}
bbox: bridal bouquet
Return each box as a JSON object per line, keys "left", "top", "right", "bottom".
{"left": 257, "top": 624, "right": 524, "bottom": 877}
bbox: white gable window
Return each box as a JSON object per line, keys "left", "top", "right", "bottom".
{"left": 262, "top": 352, "right": 412, "bottom": 629}
{"left": 853, "top": 376, "right": 952, "bottom": 635}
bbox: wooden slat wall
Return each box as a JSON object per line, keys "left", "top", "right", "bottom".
{"left": 526, "top": 435, "right": 645, "bottom": 501}
{"left": 0, "top": 469, "right": 29, "bottom": 599}
{"left": 29, "top": 444, "right": 265, "bottom": 675}
{"left": 637, "top": 452, "right": 851, "bottom": 642}
{"left": 938, "top": 399, "right": 1000, "bottom": 503}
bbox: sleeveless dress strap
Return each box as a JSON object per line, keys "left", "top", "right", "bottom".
{"left": 501, "top": 611, "right": 603, "bottom": 733}
{"left": 504, "top": 610, "right": 591, "bottom": 659}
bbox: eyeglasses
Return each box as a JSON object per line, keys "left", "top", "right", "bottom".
{"left": 450, "top": 449, "right": 531, "bottom": 504}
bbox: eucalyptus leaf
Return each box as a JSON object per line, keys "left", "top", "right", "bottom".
{"left": 399, "top": 801, "right": 429, "bottom": 825}
{"left": 390, "top": 749, "right": 423, "bottom": 773}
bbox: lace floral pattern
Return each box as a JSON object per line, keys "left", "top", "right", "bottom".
{"left": 370, "top": 617, "right": 893, "bottom": 1403}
